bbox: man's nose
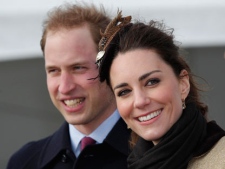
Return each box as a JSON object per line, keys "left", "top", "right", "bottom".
{"left": 58, "top": 73, "right": 75, "bottom": 94}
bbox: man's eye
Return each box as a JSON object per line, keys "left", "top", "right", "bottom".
{"left": 47, "top": 69, "right": 57, "bottom": 74}
{"left": 74, "top": 66, "right": 84, "bottom": 70}
{"left": 146, "top": 78, "right": 160, "bottom": 86}
{"left": 73, "top": 66, "right": 89, "bottom": 72}
{"left": 117, "top": 89, "right": 131, "bottom": 97}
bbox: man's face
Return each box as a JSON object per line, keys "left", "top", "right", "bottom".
{"left": 44, "top": 25, "right": 115, "bottom": 134}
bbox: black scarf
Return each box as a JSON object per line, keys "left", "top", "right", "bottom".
{"left": 127, "top": 103, "right": 207, "bottom": 169}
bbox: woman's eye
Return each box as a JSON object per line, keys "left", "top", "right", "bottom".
{"left": 117, "top": 89, "right": 131, "bottom": 97}
{"left": 146, "top": 78, "right": 160, "bottom": 86}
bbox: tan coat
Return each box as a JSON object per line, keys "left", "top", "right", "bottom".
{"left": 188, "top": 136, "right": 225, "bottom": 169}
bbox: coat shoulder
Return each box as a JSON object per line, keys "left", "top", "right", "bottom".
{"left": 6, "top": 136, "right": 51, "bottom": 169}
{"left": 188, "top": 136, "right": 225, "bottom": 169}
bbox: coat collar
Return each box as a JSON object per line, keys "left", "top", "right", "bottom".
{"left": 39, "top": 122, "right": 74, "bottom": 168}
{"left": 104, "top": 118, "right": 131, "bottom": 155}
{"left": 38, "top": 118, "right": 131, "bottom": 168}
{"left": 194, "top": 120, "right": 225, "bottom": 157}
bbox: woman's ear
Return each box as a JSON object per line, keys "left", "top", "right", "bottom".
{"left": 179, "top": 69, "right": 190, "bottom": 100}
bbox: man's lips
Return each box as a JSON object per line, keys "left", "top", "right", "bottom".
{"left": 64, "top": 98, "right": 85, "bottom": 107}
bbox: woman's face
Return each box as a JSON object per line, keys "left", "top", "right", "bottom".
{"left": 110, "top": 49, "right": 190, "bottom": 144}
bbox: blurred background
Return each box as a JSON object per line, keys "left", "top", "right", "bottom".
{"left": 1, "top": 0, "right": 225, "bottom": 168}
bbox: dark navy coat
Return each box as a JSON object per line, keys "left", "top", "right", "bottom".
{"left": 7, "top": 118, "right": 131, "bottom": 169}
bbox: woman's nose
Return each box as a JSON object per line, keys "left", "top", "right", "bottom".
{"left": 133, "top": 90, "right": 150, "bottom": 109}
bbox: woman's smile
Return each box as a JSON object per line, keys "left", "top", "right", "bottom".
{"left": 137, "top": 109, "right": 162, "bottom": 122}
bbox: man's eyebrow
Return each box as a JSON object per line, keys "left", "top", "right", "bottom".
{"left": 45, "top": 65, "right": 56, "bottom": 70}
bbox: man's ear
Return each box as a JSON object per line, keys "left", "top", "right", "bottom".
{"left": 179, "top": 69, "right": 190, "bottom": 100}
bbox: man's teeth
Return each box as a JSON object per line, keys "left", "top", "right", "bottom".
{"left": 138, "top": 110, "right": 161, "bottom": 122}
{"left": 64, "top": 99, "right": 83, "bottom": 107}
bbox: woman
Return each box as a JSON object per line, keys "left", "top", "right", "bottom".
{"left": 95, "top": 12, "right": 225, "bottom": 169}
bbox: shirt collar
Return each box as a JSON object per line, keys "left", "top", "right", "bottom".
{"left": 69, "top": 110, "right": 120, "bottom": 156}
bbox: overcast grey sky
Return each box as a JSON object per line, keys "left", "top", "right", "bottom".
{"left": 1, "top": 0, "right": 225, "bottom": 61}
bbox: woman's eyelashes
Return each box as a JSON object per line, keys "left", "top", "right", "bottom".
{"left": 115, "top": 78, "right": 160, "bottom": 97}
{"left": 145, "top": 78, "right": 160, "bottom": 86}
{"left": 117, "top": 89, "right": 131, "bottom": 97}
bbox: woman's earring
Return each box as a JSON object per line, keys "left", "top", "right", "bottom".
{"left": 182, "top": 99, "right": 186, "bottom": 109}
{"left": 127, "top": 126, "right": 131, "bottom": 129}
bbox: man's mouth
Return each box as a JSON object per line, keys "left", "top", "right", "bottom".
{"left": 138, "top": 109, "right": 161, "bottom": 122}
{"left": 64, "top": 98, "right": 85, "bottom": 107}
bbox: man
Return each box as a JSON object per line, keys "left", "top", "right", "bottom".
{"left": 7, "top": 3, "right": 130, "bottom": 169}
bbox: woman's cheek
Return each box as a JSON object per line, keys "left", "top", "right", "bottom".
{"left": 117, "top": 99, "right": 131, "bottom": 120}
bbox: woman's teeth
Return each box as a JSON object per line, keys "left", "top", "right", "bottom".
{"left": 138, "top": 110, "right": 161, "bottom": 122}
{"left": 64, "top": 99, "right": 84, "bottom": 107}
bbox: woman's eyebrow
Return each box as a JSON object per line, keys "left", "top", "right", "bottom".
{"left": 113, "top": 83, "right": 128, "bottom": 91}
{"left": 139, "top": 70, "right": 161, "bottom": 81}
